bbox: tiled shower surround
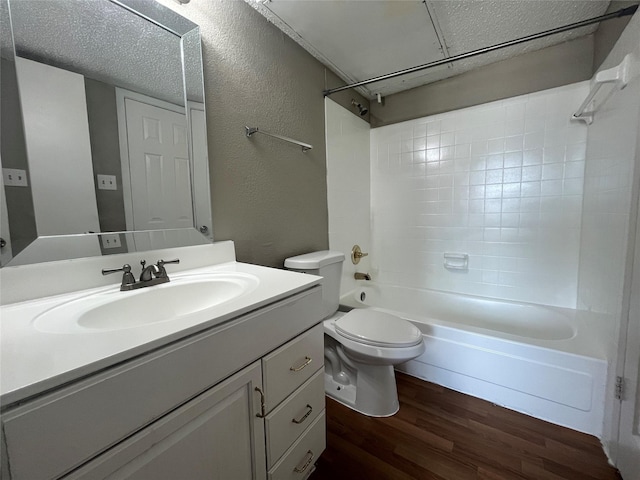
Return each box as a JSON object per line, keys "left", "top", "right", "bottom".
{"left": 370, "top": 82, "right": 589, "bottom": 308}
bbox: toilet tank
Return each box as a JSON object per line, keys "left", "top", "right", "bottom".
{"left": 284, "top": 251, "right": 345, "bottom": 319}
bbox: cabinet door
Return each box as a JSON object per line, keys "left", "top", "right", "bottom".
{"left": 68, "top": 362, "right": 266, "bottom": 480}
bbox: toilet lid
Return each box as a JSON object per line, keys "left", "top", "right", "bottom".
{"left": 335, "top": 309, "right": 423, "bottom": 348}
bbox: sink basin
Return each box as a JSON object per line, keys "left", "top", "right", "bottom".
{"left": 32, "top": 272, "right": 260, "bottom": 334}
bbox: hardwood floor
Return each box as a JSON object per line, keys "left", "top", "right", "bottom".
{"left": 310, "top": 373, "right": 621, "bottom": 480}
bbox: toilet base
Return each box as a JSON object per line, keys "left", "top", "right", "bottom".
{"left": 324, "top": 367, "right": 399, "bottom": 417}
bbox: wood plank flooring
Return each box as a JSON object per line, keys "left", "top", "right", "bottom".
{"left": 310, "top": 373, "right": 621, "bottom": 480}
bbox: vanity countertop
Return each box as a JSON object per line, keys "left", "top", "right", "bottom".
{"left": 0, "top": 260, "right": 321, "bottom": 407}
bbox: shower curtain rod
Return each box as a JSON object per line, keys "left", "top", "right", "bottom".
{"left": 323, "top": 4, "right": 639, "bottom": 97}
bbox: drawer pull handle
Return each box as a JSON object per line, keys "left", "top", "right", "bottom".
{"left": 255, "top": 386, "right": 266, "bottom": 418}
{"left": 293, "top": 450, "right": 314, "bottom": 474}
{"left": 292, "top": 404, "right": 313, "bottom": 424}
{"left": 290, "top": 356, "right": 312, "bottom": 372}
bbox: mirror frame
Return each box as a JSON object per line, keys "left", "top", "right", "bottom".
{"left": 0, "top": 0, "right": 212, "bottom": 267}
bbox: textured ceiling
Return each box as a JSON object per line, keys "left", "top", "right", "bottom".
{"left": 6, "top": 0, "right": 195, "bottom": 105}
{"left": 248, "top": 0, "right": 612, "bottom": 98}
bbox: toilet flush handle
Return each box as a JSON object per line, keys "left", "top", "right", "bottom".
{"left": 351, "top": 245, "right": 368, "bottom": 264}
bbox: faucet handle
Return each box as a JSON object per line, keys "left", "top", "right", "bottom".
{"left": 156, "top": 258, "right": 180, "bottom": 278}
{"left": 102, "top": 264, "right": 136, "bottom": 289}
{"left": 351, "top": 245, "right": 369, "bottom": 264}
{"left": 102, "top": 264, "right": 132, "bottom": 276}
{"left": 158, "top": 258, "right": 180, "bottom": 267}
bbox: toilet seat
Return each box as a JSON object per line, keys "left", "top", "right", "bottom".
{"left": 334, "top": 309, "right": 422, "bottom": 348}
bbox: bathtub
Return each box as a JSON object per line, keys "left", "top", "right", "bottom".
{"left": 340, "top": 283, "right": 610, "bottom": 437}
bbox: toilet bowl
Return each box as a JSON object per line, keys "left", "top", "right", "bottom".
{"left": 323, "top": 310, "right": 425, "bottom": 416}
{"left": 284, "top": 250, "right": 425, "bottom": 417}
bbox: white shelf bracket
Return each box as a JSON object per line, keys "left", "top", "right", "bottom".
{"left": 572, "top": 54, "right": 637, "bottom": 125}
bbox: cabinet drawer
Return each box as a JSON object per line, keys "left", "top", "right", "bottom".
{"left": 268, "top": 411, "right": 325, "bottom": 480}
{"left": 262, "top": 323, "right": 324, "bottom": 412}
{"left": 266, "top": 368, "right": 324, "bottom": 467}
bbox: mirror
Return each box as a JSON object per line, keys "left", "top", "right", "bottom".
{"left": 0, "top": 0, "right": 212, "bottom": 267}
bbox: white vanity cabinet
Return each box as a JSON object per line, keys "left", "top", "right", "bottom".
{"left": 1, "top": 285, "right": 326, "bottom": 480}
{"left": 66, "top": 361, "right": 267, "bottom": 480}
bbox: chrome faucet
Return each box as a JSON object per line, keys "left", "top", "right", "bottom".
{"left": 140, "top": 260, "right": 160, "bottom": 282}
{"left": 102, "top": 259, "right": 180, "bottom": 291}
{"left": 354, "top": 272, "right": 371, "bottom": 281}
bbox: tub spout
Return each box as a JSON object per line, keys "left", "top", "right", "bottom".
{"left": 354, "top": 272, "right": 371, "bottom": 281}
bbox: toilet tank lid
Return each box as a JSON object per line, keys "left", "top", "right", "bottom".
{"left": 284, "top": 251, "right": 345, "bottom": 269}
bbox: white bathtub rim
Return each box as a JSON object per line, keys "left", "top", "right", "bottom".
{"left": 358, "top": 304, "right": 607, "bottom": 364}
{"left": 340, "top": 285, "right": 611, "bottom": 362}
{"left": 345, "top": 282, "right": 573, "bottom": 312}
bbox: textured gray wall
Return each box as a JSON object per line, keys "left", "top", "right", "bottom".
{"left": 369, "top": 35, "right": 595, "bottom": 127}
{"left": 0, "top": 57, "right": 36, "bottom": 256}
{"left": 85, "top": 78, "right": 127, "bottom": 233}
{"left": 164, "top": 0, "right": 368, "bottom": 267}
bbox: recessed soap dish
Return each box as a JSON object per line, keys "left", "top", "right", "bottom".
{"left": 443, "top": 253, "right": 469, "bottom": 271}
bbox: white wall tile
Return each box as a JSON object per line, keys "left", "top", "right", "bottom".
{"left": 326, "top": 73, "right": 639, "bottom": 336}
{"left": 370, "top": 82, "right": 590, "bottom": 307}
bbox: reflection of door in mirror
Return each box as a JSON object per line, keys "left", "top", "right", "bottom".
{"left": 118, "top": 89, "right": 193, "bottom": 232}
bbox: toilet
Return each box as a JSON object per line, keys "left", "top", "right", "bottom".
{"left": 285, "top": 251, "right": 425, "bottom": 417}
